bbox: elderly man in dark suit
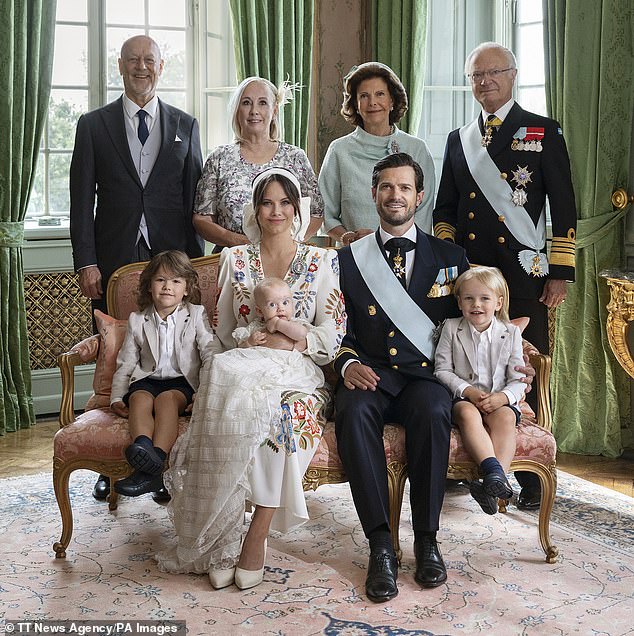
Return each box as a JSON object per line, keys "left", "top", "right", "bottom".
{"left": 335, "top": 152, "right": 469, "bottom": 602}
{"left": 70, "top": 34, "right": 203, "bottom": 503}
{"left": 433, "top": 42, "right": 576, "bottom": 511}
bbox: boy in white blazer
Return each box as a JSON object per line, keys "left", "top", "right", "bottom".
{"left": 434, "top": 266, "right": 525, "bottom": 515}
{"left": 110, "top": 251, "right": 215, "bottom": 497}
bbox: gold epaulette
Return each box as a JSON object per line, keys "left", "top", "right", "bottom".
{"left": 334, "top": 346, "right": 357, "bottom": 360}
{"left": 433, "top": 222, "right": 456, "bottom": 242}
{"left": 550, "top": 228, "right": 576, "bottom": 268}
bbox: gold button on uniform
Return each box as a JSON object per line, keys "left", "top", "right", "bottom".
{"left": 389, "top": 347, "right": 397, "bottom": 356}
{"left": 498, "top": 215, "right": 505, "bottom": 222}
{"left": 421, "top": 362, "right": 428, "bottom": 367}
{"left": 392, "top": 364, "right": 399, "bottom": 369}
{"left": 388, "top": 330, "right": 395, "bottom": 338}
{"left": 468, "top": 233, "right": 476, "bottom": 240}
{"left": 500, "top": 172, "right": 507, "bottom": 180}
{"left": 468, "top": 212, "right": 475, "bottom": 220}
{"left": 498, "top": 236, "right": 505, "bottom": 244}
{"left": 469, "top": 192, "right": 476, "bottom": 199}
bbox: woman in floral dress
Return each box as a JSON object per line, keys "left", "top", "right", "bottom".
{"left": 192, "top": 77, "right": 323, "bottom": 249}
{"left": 157, "top": 168, "right": 345, "bottom": 590}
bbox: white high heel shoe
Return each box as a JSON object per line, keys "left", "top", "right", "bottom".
{"left": 235, "top": 539, "right": 267, "bottom": 590}
{"left": 208, "top": 567, "right": 236, "bottom": 590}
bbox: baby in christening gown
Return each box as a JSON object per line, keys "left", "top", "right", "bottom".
{"left": 158, "top": 276, "right": 325, "bottom": 575}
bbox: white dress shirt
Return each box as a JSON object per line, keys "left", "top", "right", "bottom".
{"left": 458, "top": 316, "right": 518, "bottom": 406}
{"left": 150, "top": 306, "right": 184, "bottom": 380}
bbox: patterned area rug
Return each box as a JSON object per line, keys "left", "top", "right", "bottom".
{"left": 1, "top": 470, "right": 632, "bottom": 635}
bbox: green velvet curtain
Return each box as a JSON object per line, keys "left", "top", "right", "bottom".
{"left": 371, "top": 0, "right": 427, "bottom": 134}
{"left": 0, "top": 1, "right": 56, "bottom": 435}
{"left": 229, "top": 0, "right": 314, "bottom": 149}
{"left": 544, "top": 0, "right": 633, "bottom": 456}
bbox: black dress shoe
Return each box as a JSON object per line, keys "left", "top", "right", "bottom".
{"left": 482, "top": 472, "right": 513, "bottom": 500}
{"left": 468, "top": 480, "right": 498, "bottom": 515}
{"left": 365, "top": 548, "right": 398, "bottom": 602}
{"left": 517, "top": 487, "right": 541, "bottom": 510}
{"left": 114, "top": 470, "right": 163, "bottom": 497}
{"left": 92, "top": 475, "right": 110, "bottom": 500}
{"left": 125, "top": 442, "right": 165, "bottom": 475}
{"left": 414, "top": 536, "right": 447, "bottom": 588}
{"left": 151, "top": 485, "right": 171, "bottom": 504}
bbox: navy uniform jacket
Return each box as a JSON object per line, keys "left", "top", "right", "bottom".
{"left": 335, "top": 228, "right": 469, "bottom": 396}
{"left": 70, "top": 97, "right": 204, "bottom": 286}
{"left": 433, "top": 102, "right": 576, "bottom": 300}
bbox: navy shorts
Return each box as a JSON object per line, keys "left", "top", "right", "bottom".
{"left": 123, "top": 376, "right": 194, "bottom": 409}
{"left": 452, "top": 398, "right": 521, "bottom": 425}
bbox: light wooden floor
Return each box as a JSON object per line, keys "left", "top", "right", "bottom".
{"left": 1, "top": 419, "right": 633, "bottom": 497}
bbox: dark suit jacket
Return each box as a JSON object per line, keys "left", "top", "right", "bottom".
{"left": 70, "top": 97, "right": 204, "bottom": 286}
{"left": 433, "top": 102, "right": 576, "bottom": 300}
{"left": 335, "top": 227, "right": 469, "bottom": 396}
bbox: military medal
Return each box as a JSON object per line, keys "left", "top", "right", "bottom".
{"left": 530, "top": 254, "right": 543, "bottom": 276}
{"left": 512, "top": 126, "right": 544, "bottom": 151}
{"left": 482, "top": 126, "right": 493, "bottom": 147}
{"left": 511, "top": 189, "right": 528, "bottom": 206}
{"left": 427, "top": 282, "right": 441, "bottom": 298}
{"left": 392, "top": 250, "right": 405, "bottom": 277}
{"left": 511, "top": 165, "right": 532, "bottom": 187}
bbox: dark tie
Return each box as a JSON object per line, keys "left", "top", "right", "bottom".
{"left": 137, "top": 109, "right": 149, "bottom": 145}
{"left": 385, "top": 237, "right": 416, "bottom": 288}
{"left": 482, "top": 114, "right": 503, "bottom": 147}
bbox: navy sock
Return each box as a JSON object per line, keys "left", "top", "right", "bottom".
{"left": 154, "top": 447, "right": 167, "bottom": 461}
{"left": 368, "top": 524, "right": 394, "bottom": 554}
{"left": 480, "top": 456, "right": 504, "bottom": 476}
{"left": 414, "top": 530, "right": 437, "bottom": 545}
{"left": 134, "top": 435, "right": 153, "bottom": 450}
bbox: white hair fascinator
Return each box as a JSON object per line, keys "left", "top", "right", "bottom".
{"left": 242, "top": 167, "right": 311, "bottom": 242}
{"left": 275, "top": 77, "right": 302, "bottom": 107}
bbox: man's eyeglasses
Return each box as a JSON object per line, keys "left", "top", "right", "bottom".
{"left": 467, "top": 68, "right": 515, "bottom": 83}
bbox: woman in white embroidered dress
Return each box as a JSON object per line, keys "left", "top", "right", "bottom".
{"left": 192, "top": 77, "right": 323, "bottom": 250}
{"left": 156, "top": 168, "right": 345, "bottom": 590}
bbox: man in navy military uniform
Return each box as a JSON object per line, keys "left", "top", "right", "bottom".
{"left": 433, "top": 42, "right": 576, "bottom": 510}
{"left": 335, "top": 153, "right": 469, "bottom": 602}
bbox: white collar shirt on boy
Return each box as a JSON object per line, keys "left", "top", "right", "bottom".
{"left": 151, "top": 306, "right": 183, "bottom": 379}
{"left": 459, "top": 317, "right": 518, "bottom": 406}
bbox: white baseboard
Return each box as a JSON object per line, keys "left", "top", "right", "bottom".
{"left": 32, "top": 364, "right": 95, "bottom": 417}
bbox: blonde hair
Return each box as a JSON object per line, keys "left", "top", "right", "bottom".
{"left": 453, "top": 266, "right": 510, "bottom": 322}
{"left": 230, "top": 76, "right": 295, "bottom": 142}
{"left": 253, "top": 277, "right": 292, "bottom": 308}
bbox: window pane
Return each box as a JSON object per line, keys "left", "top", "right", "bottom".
{"left": 106, "top": 0, "right": 145, "bottom": 25}
{"left": 151, "top": 30, "right": 187, "bottom": 89}
{"left": 48, "top": 154, "right": 72, "bottom": 214}
{"left": 26, "top": 158, "right": 45, "bottom": 216}
{"left": 516, "top": 24, "right": 544, "bottom": 86}
{"left": 53, "top": 25, "right": 88, "bottom": 85}
{"left": 205, "top": 93, "right": 233, "bottom": 155}
{"left": 162, "top": 91, "right": 187, "bottom": 112}
{"left": 517, "top": 0, "right": 542, "bottom": 24}
{"left": 206, "top": 34, "right": 235, "bottom": 86}
{"left": 48, "top": 90, "right": 89, "bottom": 150}
{"left": 517, "top": 87, "right": 547, "bottom": 116}
{"left": 55, "top": 0, "right": 87, "bottom": 22}
{"left": 149, "top": 0, "right": 186, "bottom": 27}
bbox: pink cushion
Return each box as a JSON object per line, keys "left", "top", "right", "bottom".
{"left": 309, "top": 415, "right": 555, "bottom": 474}
{"left": 85, "top": 310, "right": 128, "bottom": 410}
{"left": 54, "top": 408, "right": 190, "bottom": 463}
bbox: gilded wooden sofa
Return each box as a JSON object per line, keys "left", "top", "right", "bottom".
{"left": 53, "top": 253, "right": 557, "bottom": 563}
